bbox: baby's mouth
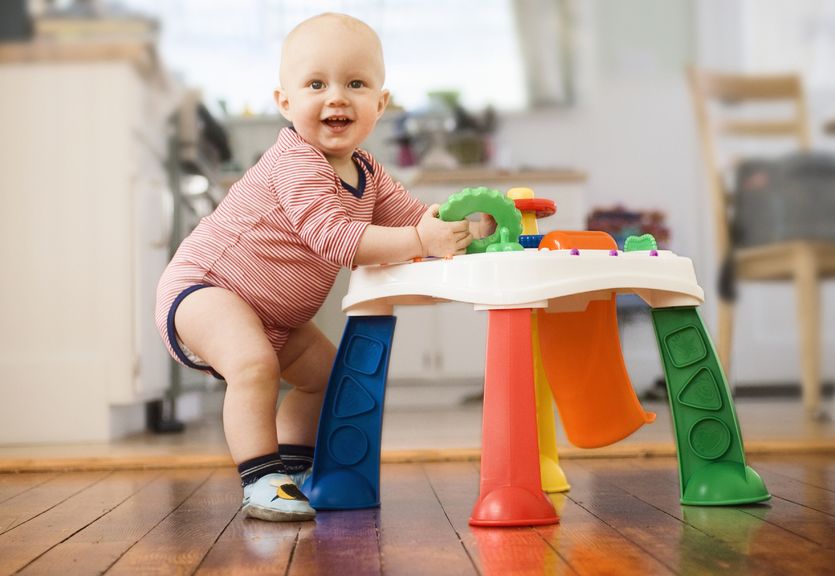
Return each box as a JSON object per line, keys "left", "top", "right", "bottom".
{"left": 322, "top": 116, "right": 353, "bottom": 129}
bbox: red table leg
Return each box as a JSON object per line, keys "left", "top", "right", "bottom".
{"left": 470, "top": 308, "right": 559, "bottom": 527}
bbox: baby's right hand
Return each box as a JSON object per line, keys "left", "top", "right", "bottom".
{"left": 416, "top": 204, "right": 472, "bottom": 257}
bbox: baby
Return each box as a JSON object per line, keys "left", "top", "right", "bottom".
{"left": 155, "top": 13, "right": 481, "bottom": 522}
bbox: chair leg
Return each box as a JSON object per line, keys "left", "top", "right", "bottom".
{"left": 794, "top": 247, "right": 821, "bottom": 416}
{"left": 717, "top": 299, "right": 734, "bottom": 386}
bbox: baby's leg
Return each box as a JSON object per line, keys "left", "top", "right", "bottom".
{"left": 174, "top": 286, "right": 281, "bottom": 463}
{"left": 276, "top": 321, "right": 335, "bottom": 447}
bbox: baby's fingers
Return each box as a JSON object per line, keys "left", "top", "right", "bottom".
{"left": 480, "top": 213, "right": 497, "bottom": 237}
{"left": 449, "top": 219, "right": 470, "bottom": 232}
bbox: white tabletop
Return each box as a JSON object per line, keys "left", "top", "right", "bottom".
{"left": 343, "top": 249, "right": 704, "bottom": 316}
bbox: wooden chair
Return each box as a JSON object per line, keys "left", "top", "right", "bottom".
{"left": 688, "top": 68, "right": 835, "bottom": 416}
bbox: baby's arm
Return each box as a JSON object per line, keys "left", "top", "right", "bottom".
{"left": 354, "top": 204, "right": 472, "bottom": 265}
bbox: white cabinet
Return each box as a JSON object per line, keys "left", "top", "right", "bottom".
{"left": 386, "top": 169, "right": 587, "bottom": 382}
{"left": 388, "top": 302, "right": 489, "bottom": 381}
{"left": 0, "top": 51, "right": 179, "bottom": 443}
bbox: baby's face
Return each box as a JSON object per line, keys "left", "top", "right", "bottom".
{"left": 276, "top": 16, "right": 389, "bottom": 164}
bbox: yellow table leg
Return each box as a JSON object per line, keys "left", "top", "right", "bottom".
{"left": 533, "top": 311, "right": 570, "bottom": 493}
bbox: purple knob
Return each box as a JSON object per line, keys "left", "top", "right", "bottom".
{"left": 570, "top": 248, "right": 580, "bottom": 255}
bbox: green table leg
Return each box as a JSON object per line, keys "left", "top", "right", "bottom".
{"left": 651, "top": 307, "right": 770, "bottom": 506}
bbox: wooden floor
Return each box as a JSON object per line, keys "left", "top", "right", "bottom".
{"left": 1, "top": 454, "right": 833, "bottom": 575}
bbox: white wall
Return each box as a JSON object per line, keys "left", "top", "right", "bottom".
{"left": 495, "top": 0, "right": 835, "bottom": 388}
{"left": 702, "top": 0, "right": 835, "bottom": 385}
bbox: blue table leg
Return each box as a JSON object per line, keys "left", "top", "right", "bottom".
{"left": 305, "top": 315, "right": 396, "bottom": 510}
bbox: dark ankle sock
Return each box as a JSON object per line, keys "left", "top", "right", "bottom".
{"left": 279, "top": 444, "right": 314, "bottom": 474}
{"left": 238, "top": 452, "right": 285, "bottom": 487}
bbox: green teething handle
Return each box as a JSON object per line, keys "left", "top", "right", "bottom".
{"left": 438, "top": 187, "right": 523, "bottom": 254}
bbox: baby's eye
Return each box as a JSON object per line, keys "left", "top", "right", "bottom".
{"left": 310, "top": 80, "right": 325, "bottom": 90}
{"left": 348, "top": 80, "right": 365, "bottom": 89}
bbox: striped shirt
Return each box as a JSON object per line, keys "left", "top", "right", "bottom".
{"left": 155, "top": 127, "right": 426, "bottom": 341}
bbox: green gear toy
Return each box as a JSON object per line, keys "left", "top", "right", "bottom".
{"left": 438, "top": 187, "right": 524, "bottom": 254}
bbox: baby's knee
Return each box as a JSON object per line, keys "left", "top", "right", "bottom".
{"left": 293, "top": 370, "right": 329, "bottom": 395}
{"left": 224, "top": 348, "right": 281, "bottom": 386}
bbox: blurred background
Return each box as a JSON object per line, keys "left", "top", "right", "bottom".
{"left": 1, "top": 0, "right": 834, "bottom": 449}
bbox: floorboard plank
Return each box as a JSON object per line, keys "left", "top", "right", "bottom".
{"left": 376, "top": 463, "right": 478, "bottom": 576}
{"left": 752, "top": 454, "right": 835, "bottom": 493}
{"left": 748, "top": 456, "right": 835, "bottom": 517}
{"left": 538, "top": 496, "right": 673, "bottom": 576}
{"left": 0, "top": 471, "right": 107, "bottom": 535}
{"left": 730, "top": 452, "right": 835, "bottom": 548}
{"left": 105, "top": 468, "right": 242, "bottom": 576}
{"left": 424, "top": 461, "right": 573, "bottom": 576}
{"left": 0, "top": 471, "right": 155, "bottom": 574}
{"left": 18, "top": 469, "right": 211, "bottom": 575}
{"left": 195, "top": 509, "right": 301, "bottom": 575}
{"left": 289, "top": 509, "right": 382, "bottom": 576}
{"left": 533, "top": 461, "right": 675, "bottom": 576}
{"left": 581, "top": 458, "right": 835, "bottom": 574}
{"left": 793, "top": 454, "right": 835, "bottom": 490}
{"left": 0, "top": 472, "right": 57, "bottom": 505}
{"left": 568, "top": 460, "right": 783, "bottom": 575}
{"left": 738, "top": 494, "right": 835, "bottom": 548}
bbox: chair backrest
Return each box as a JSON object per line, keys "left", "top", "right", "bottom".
{"left": 687, "top": 68, "right": 811, "bottom": 256}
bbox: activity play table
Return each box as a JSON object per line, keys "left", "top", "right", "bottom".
{"left": 304, "top": 219, "right": 770, "bottom": 526}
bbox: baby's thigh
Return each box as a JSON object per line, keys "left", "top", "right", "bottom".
{"left": 176, "top": 287, "right": 279, "bottom": 378}
{"left": 276, "top": 322, "right": 336, "bottom": 393}
{"left": 264, "top": 326, "right": 291, "bottom": 359}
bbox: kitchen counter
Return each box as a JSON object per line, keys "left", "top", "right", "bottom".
{"left": 0, "top": 39, "right": 163, "bottom": 81}
{"left": 411, "top": 167, "right": 588, "bottom": 186}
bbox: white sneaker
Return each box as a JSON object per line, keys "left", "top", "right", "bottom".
{"left": 242, "top": 473, "right": 316, "bottom": 522}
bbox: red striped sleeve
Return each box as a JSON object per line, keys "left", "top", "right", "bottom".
{"left": 360, "top": 151, "right": 427, "bottom": 227}
{"left": 272, "top": 145, "right": 369, "bottom": 268}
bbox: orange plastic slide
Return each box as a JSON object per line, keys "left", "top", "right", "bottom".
{"left": 537, "top": 231, "right": 655, "bottom": 448}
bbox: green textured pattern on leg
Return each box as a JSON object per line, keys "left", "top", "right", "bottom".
{"left": 651, "top": 307, "right": 770, "bottom": 506}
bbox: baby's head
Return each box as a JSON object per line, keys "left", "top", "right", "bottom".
{"left": 279, "top": 14, "right": 385, "bottom": 91}
{"left": 275, "top": 13, "right": 390, "bottom": 163}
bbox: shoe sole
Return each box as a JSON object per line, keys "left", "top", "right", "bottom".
{"left": 242, "top": 503, "right": 316, "bottom": 522}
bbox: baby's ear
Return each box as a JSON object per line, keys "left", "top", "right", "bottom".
{"left": 274, "top": 88, "right": 292, "bottom": 121}
{"left": 377, "top": 89, "right": 391, "bottom": 117}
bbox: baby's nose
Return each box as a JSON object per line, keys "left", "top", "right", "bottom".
{"left": 325, "top": 86, "right": 349, "bottom": 105}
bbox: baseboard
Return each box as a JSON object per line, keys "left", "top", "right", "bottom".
{"left": 733, "top": 381, "right": 835, "bottom": 398}
{"left": 642, "top": 378, "right": 835, "bottom": 401}
{"left": 2, "top": 438, "right": 833, "bottom": 473}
